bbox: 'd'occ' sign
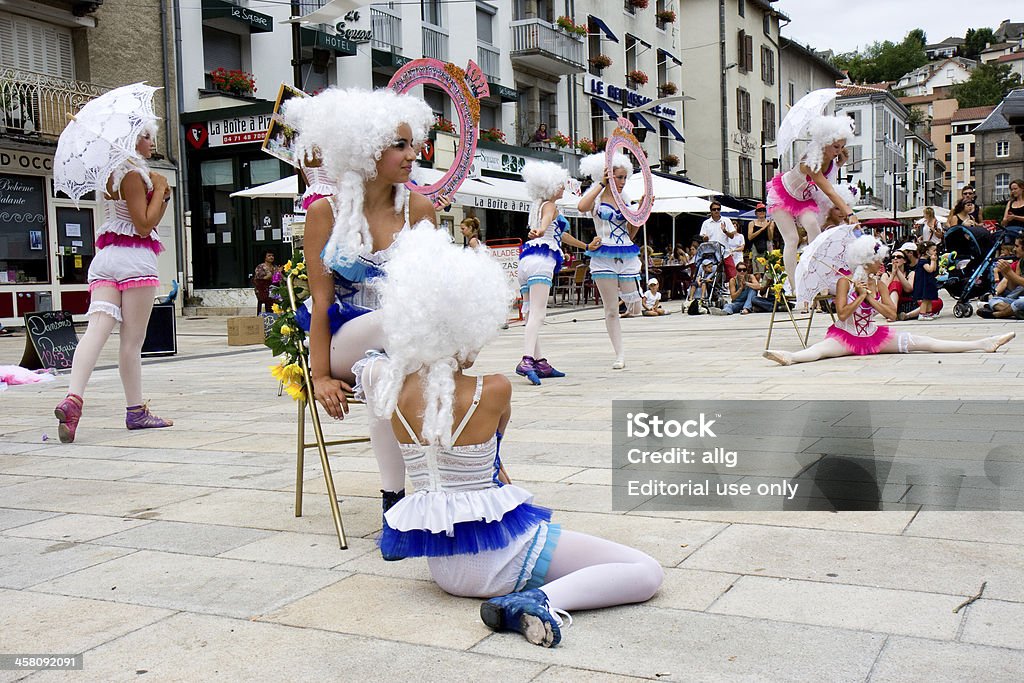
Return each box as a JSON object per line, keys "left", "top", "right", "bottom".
{"left": 388, "top": 59, "right": 490, "bottom": 209}
{"left": 21, "top": 310, "right": 79, "bottom": 372}
{"left": 606, "top": 117, "right": 654, "bottom": 226}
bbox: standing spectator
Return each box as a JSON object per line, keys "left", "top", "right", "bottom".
{"left": 913, "top": 243, "right": 941, "bottom": 319}
{"left": 920, "top": 207, "right": 944, "bottom": 246}
{"left": 530, "top": 123, "right": 550, "bottom": 143}
{"left": 460, "top": 216, "right": 482, "bottom": 248}
{"left": 700, "top": 202, "right": 739, "bottom": 278}
{"left": 1001, "top": 178, "right": 1024, "bottom": 231}
{"left": 253, "top": 249, "right": 279, "bottom": 315}
{"left": 959, "top": 186, "right": 981, "bottom": 222}
{"left": 746, "top": 203, "right": 774, "bottom": 275}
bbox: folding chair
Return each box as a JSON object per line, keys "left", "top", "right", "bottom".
{"left": 765, "top": 293, "right": 836, "bottom": 350}
{"left": 287, "top": 273, "right": 370, "bottom": 549}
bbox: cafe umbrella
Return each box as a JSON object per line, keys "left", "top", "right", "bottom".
{"left": 53, "top": 82, "right": 160, "bottom": 206}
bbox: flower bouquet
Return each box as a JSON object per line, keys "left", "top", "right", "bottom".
{"left": 758, "top": 248, "right": 788, "bottom": 300}
{"left": 265, "top": 250, "right": 311, "bottom": 401}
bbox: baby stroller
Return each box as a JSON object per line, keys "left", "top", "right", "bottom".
{"left": 942, "top": 224, "right": 1021, "bottom": 318}
{"left": 686, "top": 241, "right": 727, "bottom": 312}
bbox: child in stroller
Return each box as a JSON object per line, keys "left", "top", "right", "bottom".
{"left": 686, "top": 241, "right": 727, "bottom": 311}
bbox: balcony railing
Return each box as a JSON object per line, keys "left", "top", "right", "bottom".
{"left": 422, "top": 24, "right": 449, "bottom": 62}
{"left": 478, "top": 43, "right": 500, "bottom": 82}
{"left": 371, "top": 7, "right": 402, "bottom": 52}
{"left": 509, "top": 19, "right": 585, "bottom": 75}
{"left": 0, "top": 68, "right": 110, "bottom": 141}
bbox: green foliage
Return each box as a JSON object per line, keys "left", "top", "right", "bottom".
{"left": 962, "top": 28, "right": 996, "bottom": 60}
{"left": 906, "top": 107, "right": 928, "bottom": 128}
{"left": 831, "top": 30, "right": 929, "bottom": 83}
{"left": 952, "top": 63, "right": 1023, "bottom": 108}
{"left": 983, "top": 203, "right": 1006, "bottom": 221}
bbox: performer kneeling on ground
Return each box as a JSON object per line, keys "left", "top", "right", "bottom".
{"left": 515, "top": 160, "right": 596, "bottom": 385}
{"left": 765, "top": 235, "right": 1015, "bottom": 365}
{"left": 359, "top": 226, "right": 663, "bottom": 648}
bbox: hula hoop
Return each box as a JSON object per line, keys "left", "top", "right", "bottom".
{"left": 388, "top": 59, "right": 490, "bottom": 209}
{"left": 606, "top": 117, "right": 653, "bottom": 225}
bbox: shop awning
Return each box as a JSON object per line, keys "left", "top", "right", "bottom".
{"left": 632, "top": 112, "right": 657, "bottom": 132}
{"left": 593, "top": 98, "right": 619, "bottom": 121}
{"left": 660, "top": 120, "right": 685, "bottom": 142}
{"left": 201, "top": 0, "right": 273, "bottom": 33}
{"left": 588, "top": 16, "right": 618, "bottom": 43}
{"left": 658, "top": 48, "right": 682, "bottom": 66}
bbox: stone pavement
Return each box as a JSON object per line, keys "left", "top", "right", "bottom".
{"left": 1, "top": 306, "right": 1022, "bottom": 682}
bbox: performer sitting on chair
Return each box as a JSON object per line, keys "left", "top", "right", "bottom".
{"left": 281, "top": 87, "right": 436, "bottom": 559}
{"left": 358, "top": 225, "right": 663, "bottom": 648}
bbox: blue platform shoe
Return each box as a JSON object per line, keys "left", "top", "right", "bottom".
{"left": 480, "top": 588, "right": 569, "bottom": 647}
{"left": 515, "top": 356, "right": 542, "bottom": 386}
{"left": 534, "top": 358, "right": 565, "bottom": 378}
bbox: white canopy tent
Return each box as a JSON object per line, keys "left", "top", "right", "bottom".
{"left": 898, "top": 206, "right": 949, "bottom": 220}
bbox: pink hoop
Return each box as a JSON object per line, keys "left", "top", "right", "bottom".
{"left": 388, "top": 59, "right": 490, "bottom": 208}
{"left": 606, "top": 117, "right": 653, "bottom": 225}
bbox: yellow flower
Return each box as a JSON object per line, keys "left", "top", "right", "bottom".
{"left": 284, "top": 383, "right": 306, "bottom": 401}
{"left": 280, "top": 325, "right": 293, "bottom": 336}
{"left": 771, "top": 249, "right": 782, "bottom": 257}
{"left": 272, "top": 303, "right": 283, "bottom": 315}
{"left": 294, "top": 262, "right": 306, "bottom": 271}
{"left": 298, "top": 273, "right": 308, "bottom": 280}
{"left": 283, "top": 260, "right": 293, "bottom": 273}
{"left": 757, "top": 257, "right": 766, "bottom": 265}
{"left": 286, "top": 363, "right": 304, "bottom": 384}
{"left": 270, "top": 364, "right": 285, "bottom": 381}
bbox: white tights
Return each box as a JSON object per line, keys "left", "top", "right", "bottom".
{"left": 595, "top": 279, "right": 628, "bottom": 361}
{"left": 68, "top": 286, "right": 155, "bottom": 406}
{"left": 328, "top": 311, "right": 405, "bottom": 493}
{"left": 522, "top": 283, "right": 549, "bottom": 359}
{"left": 783, "top": 332, "right": 1001, "bottom": 364}
{"left": 539, "top": 529, "right": 663, "bottom": 611}
{"left": 774, "top": 210, "right": 821, "bottom": 286}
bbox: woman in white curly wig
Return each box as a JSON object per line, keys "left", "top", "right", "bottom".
{"left": 765, "top": 235, "right": 1014, "bottom": 365}
{"left": 767, "top": 115, "right": 858, "bottom": 289}
{"left": 515, "top": 160, "right": 597, "bottom": 385}
{"left": 360, "top": 225, "right": 662, "bottom": 648}
{"left": 281, "top": 87, "right": 436, "bottom": 557}
{"left": 577, "top": 152, "right": 643, "bottom": 369}
{"left": 54, "top": 121, "right": 173, "bottom": 443}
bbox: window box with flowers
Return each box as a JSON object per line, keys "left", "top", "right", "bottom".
{"left": 627, "top": 70, "right": 649, "bottom": 87}
{"left": 658, "top": 82, "right": 678, "bottom": 96}
{"left": 655, "top": 9, "right": 676, "bottom": 28}
{"left": 589, "top": 54, "right": 613, "bottom": 71}
{"left": 576, "top": 137, "right": 597, "bottom": 154}
{"left": 432, "top": 117, "right": 456, "bottom": 134}
{"left": 209, "top": 68, "right": 257, "bottom": 96}
{"left": 550, "top": 131, "right": 573, "bottom": 148}
{"left": 555, "top": 15, "right": 588, "bottom": 38}
{"left": 661, "top": 153, "right": 679, "bottom": 168}
{"left": 480, "top": 127, "right": 506, "bottom": 143}
{"left": 628, "top": 0, "right": 650, "bottom": 10}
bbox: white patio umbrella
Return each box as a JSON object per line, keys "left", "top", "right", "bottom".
{"left": 54, "top": 82, "right": 160, "bottom": 206}
{"left": 230, "top": 175, "right": 300, "bottom": 198}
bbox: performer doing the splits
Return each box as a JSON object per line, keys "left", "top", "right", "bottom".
{"left": 281, "top": 87, "right": 436, "bottom": 556}
{"left": 55, "top": 123, "right": 173, "bottom": 442}
{"left": 515, "top": 160, "right": 597, "bottom": 385}
{"left": 767, "top": 114, "right": 858, "bottom": 288}
{"left": 358, "top": 226, "right": 663, "bottom": 648}
{"left": 765, "top": 235, "right": 1015, "bottom": 365}
{"left": 577, "top": 152, "right": 644, "bottom": 370}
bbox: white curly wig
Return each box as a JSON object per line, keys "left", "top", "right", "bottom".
{"left": 371, "top": 223, "right": 515, "bottom": 447}
{"left": 522, "top": 160, "right": 568, "bottom": 202}
{"left": 845, "top": 234, "right": 889, "bottom": 283}
{"left": 802, "top": 115, "right": 854, "bottom": 172}
{"left": 579, "top": 152, "right": 633, "bottom": 184}
{"left": 281, "top": 88, "right": 434, "bottom": 267}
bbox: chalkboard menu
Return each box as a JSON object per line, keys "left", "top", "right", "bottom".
{"left": 20, "top": 310, "right": 79, "bottom": 372}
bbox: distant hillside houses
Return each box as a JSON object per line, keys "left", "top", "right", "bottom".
{"left": 925, "top": 36, "right": 964, "bottom": 61}
{"left": 894, "top": 57, "right": 976, "bottom": 96}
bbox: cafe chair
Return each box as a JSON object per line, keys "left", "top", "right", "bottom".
{"left": 287, "top": 273, "right": 370, "bottom": 549}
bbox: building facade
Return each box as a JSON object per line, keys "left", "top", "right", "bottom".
{"left": 835, "top": 86, "right": 910, "bottom": 212}
{"left": 1, "top": 0, "right": 180, "bottom": 329}
{"left": 948, "top": 105, "right": 995, "bottom": 203}
{"left": 973, "top": 90, "right": 1024, "bottom": 213}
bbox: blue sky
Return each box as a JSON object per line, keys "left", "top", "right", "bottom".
{"left": 774, "top": 0, "right": 1015, "bottom": 54}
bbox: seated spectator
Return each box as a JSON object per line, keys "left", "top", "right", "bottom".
{"left": 642, "top": 278, "right": 667, "bottom": 316}
{"left": 979, "top": 235, "right": 1024, "bottom": 319}
{"left": 894, "top": 242, "right": 945, "bottom": 320}
{"left": 723, "top": 264, "right": 773, "bottom": 315}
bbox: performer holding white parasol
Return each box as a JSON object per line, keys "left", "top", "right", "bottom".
{"left": 52, "top": 83, "right": 174, "bottom": 442}
{"left": 768, "top": 88, "right": 859, "bottom": 291}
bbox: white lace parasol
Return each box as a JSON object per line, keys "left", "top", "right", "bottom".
{"left": 54, "top": 83, "right": 160, "bottom": 206}
{"left": 776, "top": 88, "right": 840, "bottom": 168}
{"left": 793, "top": 223, "right": 863, "bottom": 305}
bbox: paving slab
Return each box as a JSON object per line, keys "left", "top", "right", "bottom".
{"left": 32, "top": 549, "right": 346, "bottom": 619}
{"left": 0, "top": 478, "right": 212, "bottom": 517}
{"left": 219, "top": 531, "right": 374, "bottom": 569}
{"left": 0, "top": 507, "right": 61, "bottom": 532}
{"left": 902, "top": 511, "right": 1024, "bottom": 545}
{"left": 3, "top": 513, "right": 151, "bottom": 542}
{"left": 868, "top": 636, "right": 1024, "bottom": 683}
{"left": 0, "top": 536, "right": 134, "bottom": 590}
{"left": 960, "top": 599, "right": 1024, "bottom": 650}
{"left": 92, "top": 520, "right": 275, "bottom": 556}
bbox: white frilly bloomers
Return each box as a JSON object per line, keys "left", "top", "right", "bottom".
{"left": 384, "top": 484, "right": 536, "bottom": 536}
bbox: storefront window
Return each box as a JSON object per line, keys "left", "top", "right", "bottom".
{"left": 0, "top": 174, "right": 49, "bottom": 284}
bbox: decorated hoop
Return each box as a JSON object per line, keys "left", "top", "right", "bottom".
{"left": 606, "top": 117, "right": 653, "bottom": 225}
{"left": 388, "top": 59, "right": 490, "bottom": 208}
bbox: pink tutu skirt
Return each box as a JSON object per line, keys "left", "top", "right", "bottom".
{"left": 766, "top": 174, "right": 819, "bottom": 217}
{"left": 825, "top": 325, "right": 894, "bottom": 355}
